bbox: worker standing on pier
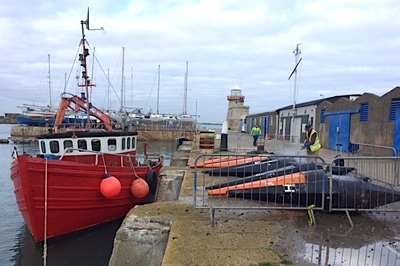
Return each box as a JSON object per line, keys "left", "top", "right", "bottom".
{"left": 303, "top": 123, "right": 321, "bottom": 162}
{"left": 251, "top": 124, "right": 262, "bottom": 146}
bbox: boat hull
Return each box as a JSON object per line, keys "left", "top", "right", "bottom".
{"left": 204, "top": 159, "right": 355, "bottom": 177}
{"left": 226, "top": 170, "right": 400, "bottom": 210}
{"left": 206, "top": 162, "right": 354, "bottom": 191}
{"left": 17, "top": 116, "right": 68, "bottom": 126}
{"left": 204, "top": 157, "right": 297, "bottom": 177}
{"left": 10, "top": 155, "right": 162, "bottom": 242}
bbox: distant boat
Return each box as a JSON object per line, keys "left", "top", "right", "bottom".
{"left": 10, "top": 10, "right": 163, "bottom": 242}
{"left": 163, "top": 115, "right": 177, "bottom": 121}
{"left": 16, "top": 104, "right": 58, "bottom": 125}
{"left": 16, "top": 116, "right": 60, "bottom": 126}
{"left": 149, "top": 114, "right": 163, "bottom": 121}
{"left": 16, "top": 54, "right": 58, "bottom": 124}
{"left": 177, "top": 114, "right": 194, "bottom": 122}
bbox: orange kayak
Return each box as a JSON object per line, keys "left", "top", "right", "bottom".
{"left": 202, "top": 156, "right": 269, "bottom": 168}
{"left": 191, "top": 155, "right": 246, "bottom": 168}
{"left": 207, "top": 172, "right": 307, "bottom": 196}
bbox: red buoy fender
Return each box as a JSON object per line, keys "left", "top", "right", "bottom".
{"left": 131, "top": 178, "right": 150, "bottom": 199}
{"left": 100, "top": 174, "right": 121, "bottom": 198}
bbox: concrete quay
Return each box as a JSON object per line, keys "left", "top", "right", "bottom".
{"left": 109, "top": 137, "right": 352, "bottom": 266}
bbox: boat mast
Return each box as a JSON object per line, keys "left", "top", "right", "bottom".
{"left": 47, "top": 54, "right": 52, "bottom": 108}
{"left": 78, "top": 8, "right": 103, "bottom": 128}
{"left": 183, "top": 61, "right": 188, "bottom": 115}
{"left": 107, "top": 69, "right": 110, "bottom": 109}
{"left": 157, "top": 64, "right": 160, "bottom": 115}
{"left": 90, "top": 47, "right": 96, "bottom": 102}
{"left": 120, "top": 47, "right": 125, "bottom": 113}
{"left": 131, "top": 67, "right": 133, "bottom": 109}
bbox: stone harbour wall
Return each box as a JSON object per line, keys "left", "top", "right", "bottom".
{"left": 8, "top": 125, "right": 196, "bottom": 143}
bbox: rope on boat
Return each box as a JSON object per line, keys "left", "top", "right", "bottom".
{"left": 127, "top": 154, "right": 139, "bottom": 177}
{"left": 43, "top": 158, "right": 48, "bottom": 265}
{"left": 101, "top": 153, "right": 108, "bottom": 174}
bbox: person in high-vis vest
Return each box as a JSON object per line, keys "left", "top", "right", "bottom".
{"left": 251, "top": 124, "right": 262, "bottom": 146}
{"left": 303, "top": 123, "right": 321, "bottom": 162}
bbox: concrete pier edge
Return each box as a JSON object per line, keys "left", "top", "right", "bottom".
{"left": 109, "top": 140, "right": 312, "bottom": 266}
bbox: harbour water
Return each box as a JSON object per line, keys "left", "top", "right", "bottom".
{"left": 0, "top": 124, "right": 176, "bottom": 266}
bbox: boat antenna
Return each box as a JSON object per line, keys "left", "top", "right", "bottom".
{"left": 81, "top": 8, "right": 104, "bottom": 32}
{"left": 288, "top": 44, "right": 302, "bottom": 129}
{"left": 79, "top": 8, "right": 104, "bottom": 128}
{"left": 288, "top": 43, "right": 302, "bottom": 111}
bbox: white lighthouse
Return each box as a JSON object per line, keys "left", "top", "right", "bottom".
{"left": 226, "top": 85, "right": 249, "bottom": 131}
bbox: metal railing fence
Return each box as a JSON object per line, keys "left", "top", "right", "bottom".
{"left": 329, "top": 156, "right": 400, "bottom": 217}
{"left": 348, "top": 142, "right": 397, "bottom": 157}
{"left": 193, "top": 154, "right": 400, "bottom": 227}
{"left": 193, "top": 154, "right": 327, "bottom": 224}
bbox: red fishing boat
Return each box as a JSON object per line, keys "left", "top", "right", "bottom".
{"left": 10, "top": 10, "right": 163, "bottom": 242}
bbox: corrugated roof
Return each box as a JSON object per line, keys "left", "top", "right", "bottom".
{"left": 246, "top": 94, "right": 361, "bottom": 117}
{"left": 276, "top": 94, "right": 361, "bottom": 111}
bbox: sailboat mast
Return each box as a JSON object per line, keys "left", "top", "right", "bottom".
{"left": 107, "top": 69, "right": 110, "bottom": 109}
{"left": 120, "top": 47, "right": 125, "bottom": 113}
{"left": 48, "top": 54, "right": 52, "bottom": 108}
{"left": 131, "top": 67, "right": 133, "bottom": 109}
{"left": 183, "top": 61, "right": 188, "bottom": 115}
{"left": 157, "top": 64, "right": 160, "bottom": 115}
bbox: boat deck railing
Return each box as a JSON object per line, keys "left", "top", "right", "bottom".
{"left": 58, "top": 148, "right": 162, "bottom": 168}
{"left": 192, "top": 154, "right": 400, "bottom": 227}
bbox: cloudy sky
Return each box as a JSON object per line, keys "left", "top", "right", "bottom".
{"left": 1, "top": 0, "right": 399, "bottom": 123}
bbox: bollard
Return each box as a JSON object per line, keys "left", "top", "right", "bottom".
{"left": 220, "top": 134, "right": 228, "bottom": 151}
{"left": 257, "top": 144, "right": 264, "bottom": 152}
{"left": 220, "top": 121, "right": 228, "bottom": 151}
{"left": 256, "top": 137, "right": 265, "bottom": 152}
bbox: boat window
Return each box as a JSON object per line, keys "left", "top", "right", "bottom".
{"left": 122, "top": 138, "right": 126, "bottom": 150}
{"left": 63, "top": 140, "right": 73, "bottom": 153}
{"left": 78, "top": 139, "right": 87, "bottom": 151}
{"left": 40, "top": 141, "right": 46, "bottom": 153}
{"left": 127, "top": 137, "right": 131, "bottom": 149}
{"left": 50, "top": 140, "right": 60, "bottom": 153}
{"left": 108, "top": 138, "right": 117, "bottom": 151}
{"left": 92, "top": 139, "right": 101, "bottom": 151}
{"left": 133, "top": 137, "right": 137, "bottom": 149}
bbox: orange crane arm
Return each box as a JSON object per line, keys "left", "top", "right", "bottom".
{"left": 54, "top": 95, "right": 113, "bottom": 132}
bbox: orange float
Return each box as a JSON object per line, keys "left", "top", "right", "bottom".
{"left": 131, "top": 178, "right": 150, "bottom": 199}
{"left": 100, "top": 173, "right": 121, "bottom": 198}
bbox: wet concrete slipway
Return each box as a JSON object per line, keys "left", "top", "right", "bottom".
{"left": 109, "top": 139, "right": 400, "bottom": 266}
